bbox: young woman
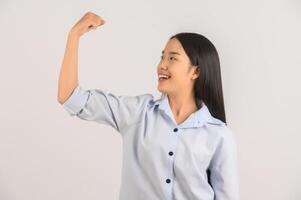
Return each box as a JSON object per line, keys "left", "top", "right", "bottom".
{"left": 58, "top": 12, "right": 239, "bottom": 200}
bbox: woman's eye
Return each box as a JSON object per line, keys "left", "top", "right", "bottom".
{"left": 160, "top": 56, "right": 176, "bottom": 61}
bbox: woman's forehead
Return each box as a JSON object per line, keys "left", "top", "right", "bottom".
{"left": 163, "top": 38, "right": 184, "bottom": 54}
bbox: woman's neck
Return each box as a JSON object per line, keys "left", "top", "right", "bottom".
{"left": 167, "top": 92, "right": 198, "bottom": 124}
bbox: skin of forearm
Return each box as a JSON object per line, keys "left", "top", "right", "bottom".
{"left": 57, "top": 31, "right": 80, "bottom": 104}
{"left": 57, "top": 12, "right": 105, "bottom": 104}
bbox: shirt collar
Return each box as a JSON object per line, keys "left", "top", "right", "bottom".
{"left": 152, "top": 93, "right": 223, "bottom": 128}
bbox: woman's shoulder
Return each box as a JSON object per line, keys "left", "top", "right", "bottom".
{"left": 205, "top": 117, "right": 236, "bottom": 140}
{"left": 209, "top": 124, "right": 237, "bottom": 152}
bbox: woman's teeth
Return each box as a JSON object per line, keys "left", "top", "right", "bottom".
{"left": 158, "top": 74, "right": 170, "bottom": 80}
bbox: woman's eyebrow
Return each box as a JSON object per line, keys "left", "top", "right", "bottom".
{"left": 161, "top": 50, "right": 181, "bottom": 56}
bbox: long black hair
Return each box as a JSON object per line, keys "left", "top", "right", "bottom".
{"left": 170, "top": 32, "right": 227, "bottom": 124}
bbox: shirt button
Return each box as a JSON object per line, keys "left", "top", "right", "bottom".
{"left": 168, "top": 151, "right": 174, "bottom": 156}
{"left": 166, "top": 178, "right": 171, "bottom": 183}
{"left": 173, "top": 128, "right": 178, "bottom": 132}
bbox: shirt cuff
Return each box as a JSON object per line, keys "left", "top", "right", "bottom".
{"left": 62, "top": 85, "right": 89, "bottom": 116}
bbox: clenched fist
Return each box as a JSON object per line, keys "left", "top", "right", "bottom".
{"left": 69, "top": 11, "right": 106, "bottom": 38}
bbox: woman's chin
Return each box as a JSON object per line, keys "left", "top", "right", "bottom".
{"left": 157, "top": 85, "right": 168, "bottom": 93}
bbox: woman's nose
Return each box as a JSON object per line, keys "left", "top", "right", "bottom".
{"left": 159, "top": 63, "right": 168, "bottom": 70}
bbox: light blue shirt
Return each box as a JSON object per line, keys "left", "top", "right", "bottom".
{"left": 61, "top": 85, "right": 239, "bottom": 200}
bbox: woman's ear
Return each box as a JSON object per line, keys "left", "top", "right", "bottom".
{"left": 192, "top": 66, "right": 200, "bottom": 80}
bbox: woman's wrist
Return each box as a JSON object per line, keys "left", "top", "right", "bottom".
{"left": 68, "top": 29, "right": 80, "bottom": 41}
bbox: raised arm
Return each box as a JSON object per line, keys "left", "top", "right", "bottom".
{"left": 57, "top": 11, "right": 106, "bottom": 104}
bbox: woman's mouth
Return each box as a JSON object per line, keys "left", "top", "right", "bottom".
{"left": 158, "top": 74, "right": 171, "bottom": 82}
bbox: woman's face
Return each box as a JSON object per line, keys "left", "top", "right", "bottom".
{"left": 157, "top": 38, "right": 200, "bottom": 96}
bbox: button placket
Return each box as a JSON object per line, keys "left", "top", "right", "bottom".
{"left": 165, "top": 127, "right": 180, "bottom": 200}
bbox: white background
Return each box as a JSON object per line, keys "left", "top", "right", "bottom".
{"left": 0, "top": 0, "right": 300, "bottom": 199}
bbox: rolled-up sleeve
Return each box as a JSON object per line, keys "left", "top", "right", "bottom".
{"left": 61, "top": 85, "right": 154, "bottom": 134}
{"left": 209, "top": 126, "right": 240, "bottom": 200}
